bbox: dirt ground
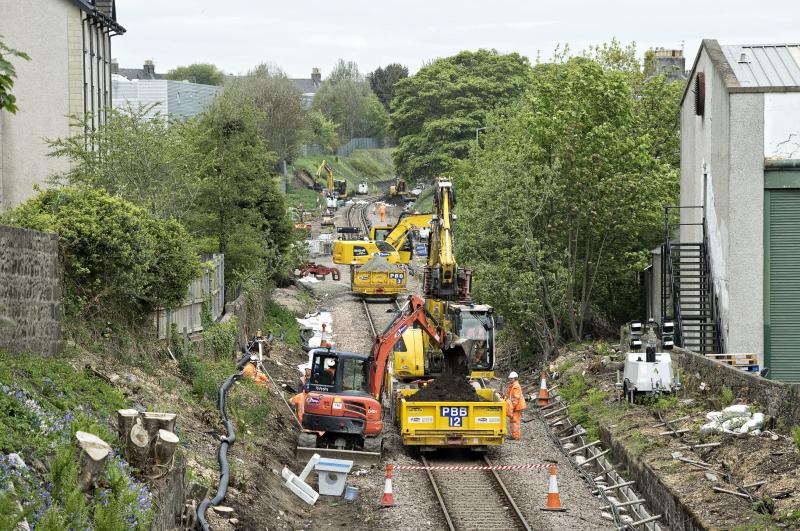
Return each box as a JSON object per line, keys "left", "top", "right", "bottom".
{"left": 546, "top": 344, "right": 800, "bottom": 530}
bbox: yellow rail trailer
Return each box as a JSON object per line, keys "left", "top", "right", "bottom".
{"left": 395, "top": 388, "right": 506, "bottom": 449}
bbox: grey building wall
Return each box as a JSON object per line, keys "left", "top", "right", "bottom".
{"left": 111, "top": 78, "right": 221, "bottom": 121}
{"left": 726, "top": 93, "right": 764, "bottom": 359}
{"left": 0, "top": 226, "right": 62, "bottom": 356}
{"left": 679, "top": 44, "right": 766, "bottom": 363}
{"left": 0, "top": 0, "right": 72, "bottom": 211}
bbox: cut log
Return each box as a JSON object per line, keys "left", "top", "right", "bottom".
{"left": 153, "top": 429, "right": 179, "bottom": 467}
{"left": 142, "top": 412, "right": 177, "bottom": 440}
{"left": 117, "top": 409, "right": 140, "bottom": 440}
{"left": 75, "top": 431, "right": 111, "bottom": 492}
{"left": 128, "top": 420, "right": 150, "bottom": 471}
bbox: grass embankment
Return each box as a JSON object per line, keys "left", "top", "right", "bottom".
{"left": 414, "top": 186, "right": 435, "bottom": 212}
{"left": 287, "top": 148, "right": 396, "bottom": 209}
{"left": 0, "top": 297, "right": 303, "bottom": 529}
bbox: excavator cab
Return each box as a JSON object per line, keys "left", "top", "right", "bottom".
{"left": 308, "top": 350, "right": 370, "bottom": 396}
{"left": 449, "top": 304, "right": 496, "bottom": 378}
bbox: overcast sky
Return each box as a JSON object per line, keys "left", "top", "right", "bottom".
{"left": 113, "top": 0, "right": 800, "bottom": 79}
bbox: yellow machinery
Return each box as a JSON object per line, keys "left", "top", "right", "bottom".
{"left": 332, "top": 212, "right": 433, "bottom": 266}
{"left": 392, "top": 177, "right": 499, "bottom": 381}
{"left": 316, "top": 160, "right": 347, "bottom": 202}
{"left": 395, "top": 388, "right": 506, "bottom": 448}
{"left": 351, "top": 261, "right": 407, "bottom": 298}
{"left": 389, "top": 177, "right": 409, "bottom": 197}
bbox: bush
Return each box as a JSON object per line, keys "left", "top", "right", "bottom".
{"left": 202, "top": 318, "right": 239, "bottom": 359}
{"left": 792, "top": 425, "right": 800, "bottom": 451}
{"left": 720, "top": 386, "right": 735, "bottom": 407}
{"left": 3, "top": 187, "right": 199, "bottom": 324}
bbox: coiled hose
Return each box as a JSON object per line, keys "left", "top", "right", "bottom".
{"left": 196, "top": 337, "right": 270, "bottom": 529}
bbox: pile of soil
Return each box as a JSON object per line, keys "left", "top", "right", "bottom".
{"left": 358, "top": 256, "right": 398, "bottom": 272}
{"left": 406, "top": 375, "right": 487, "bottom": 402}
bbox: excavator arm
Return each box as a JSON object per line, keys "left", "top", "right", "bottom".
{"left": 316, "top": 160, "right": 334, "bottom": 193}
{"left": 425, "top": 177, "right": 463, "bottom": 298}
{"left": 368, "top": 295, "right": 447, "bottom": 399}
{"left": 384, "top": 213, "right": 433, "bottom": 254}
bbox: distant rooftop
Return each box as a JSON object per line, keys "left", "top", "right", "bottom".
{"left": 720, "top": 44, "right": 800, "bottom": 88}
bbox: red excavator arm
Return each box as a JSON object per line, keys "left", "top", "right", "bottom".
{"left": 368, "top": 295, "right": 447, "bottom": 399}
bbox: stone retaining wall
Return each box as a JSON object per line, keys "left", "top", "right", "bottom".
{"left": 0, "top": 225, "right": 62, "bottom": 355}
{"left": 672, "top": 348, "right": 800, "bottom": 426}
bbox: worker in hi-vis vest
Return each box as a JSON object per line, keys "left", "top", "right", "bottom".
{"left": 504, "top": 371, "right": 526, "bottom": 440}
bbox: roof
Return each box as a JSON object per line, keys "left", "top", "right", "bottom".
{"left": 682, "top": 40, "right": 800, "bottom": 104}
{"left": 68, "top": 0, "right": 125, "bottom": 34}
{"left": 118, "top": 68, "right": 164, "bottom": 81}
{"left": 721, "top": 44, "right": 800, "bottom": 88}
{"left": 291, "top": 78, "right": 321, "bottom": 95}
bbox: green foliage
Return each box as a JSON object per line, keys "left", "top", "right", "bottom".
{"left": 46, "top": 105, "right": 203, "bottom": 222}
{"left": 3, "top": 187, "right": 199, "bottom": 323}
{"left": 92, "top": 459, "right": 152, "bottom": 530}
{"left": 263, "top": 301, "right": 301, "bottom": 347}
{"left": 455, "top": 42, "right": 681, "bottom": 356}
{"left": 165, "top": 62, "right": 225, "bottom": 85}
{"left": 791, "top": 425, "right": 800, "bottom": 451}
{"left": 191, "top": 357, "right": 235, "bottom": 402}
{"left": 0, "top": 490, "right": 26, "bottom": 530}
{"left": 188, "top": 89, "right": 294, "bottom": 280}
{"left": 391, "top": 49, "right": 533, "bottom": 179}
{"left": 203, "top": 317, "right": 239, "bottom": 359}
{"left": 560, "top": 374, "right": 587, "bottom": 402}
{"left": 367, "top": 63, "right": 409, "bottom": 111}
{"left": 312, "top": 59, "right": 390, "bottom": 141}
{"left": 0, "top": 35, "right": 30, "bottom": 113}
{"left": 305, "top": 109, "right": 340, "bottom": 151}
{"left": 225, "top": 64, "right": 307, "bottom": 165}
{"left": 227, "top": 379, "right": 271, "bottom": 437}
{"left": 720, "top": 386, "right": 735, "bottom": 407}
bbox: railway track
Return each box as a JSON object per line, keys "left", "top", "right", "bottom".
{"left": 421, "top": 453, "right": 532, "bottom": 531}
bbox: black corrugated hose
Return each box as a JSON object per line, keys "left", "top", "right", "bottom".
{"left": 196, "top": 333, "right": 273, "bottom": 529}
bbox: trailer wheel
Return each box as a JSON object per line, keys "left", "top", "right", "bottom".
{"left": 363, "top": 436, "right": 383, "bottom": 454}
{"left": 298, "top": 432, "right": 318, "bottom": 449}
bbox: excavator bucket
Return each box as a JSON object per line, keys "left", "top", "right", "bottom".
{"left": 442, "top": 337, "right": 473, "bottom": 377}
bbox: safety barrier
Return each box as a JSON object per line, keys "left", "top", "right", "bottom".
{"left": 381, "top": 462, "right": 565, "bottom": 511}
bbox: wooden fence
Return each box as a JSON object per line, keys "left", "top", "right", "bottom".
{"left": 153, "top": 254, "right": 224, "bottom": 339}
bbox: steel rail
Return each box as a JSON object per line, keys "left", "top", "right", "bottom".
{"left": 420, "top": 454, "right": 532, "bottom": 531}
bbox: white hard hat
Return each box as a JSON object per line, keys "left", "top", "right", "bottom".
{"left": 508, "top": 371, "right": 518, "bottom": 379}
{"left": 324, "top": 358, "right": 336, "bottom": 368}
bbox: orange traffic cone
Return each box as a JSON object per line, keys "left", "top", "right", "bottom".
{"left": 537, "top": 371, "right": 550, "bottom": 407}
{"left": 541, "top": 464, "right": 567, "bottom": 512}
{"left": 380, "top": 464, "right": 396, "bottom": 507}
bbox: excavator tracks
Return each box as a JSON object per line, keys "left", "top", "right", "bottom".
{"left": 421, "top": 453, "right": 532, "bottom": 531}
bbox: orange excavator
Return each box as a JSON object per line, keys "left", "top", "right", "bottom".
{"left": 296, "top": 295, "right": 467, "bottom": 458}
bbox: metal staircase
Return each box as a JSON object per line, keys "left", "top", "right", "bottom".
{"left": 661, "top": 206, "right": 724, "bottom": 355}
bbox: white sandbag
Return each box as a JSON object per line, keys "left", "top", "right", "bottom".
{"left": 720, "top": 404, "right": 751, "bottom": 420}
{"left": 700, "top": 422, "right": 720, "bottom": 435}
{"left": 739, "top": 412, "right": 765, "bottom": 434}
{"left": 721, "top": 416, "right": 749, "bottom": 432}
{"left": 705, "top": 411, "right": 722, "bottom": 422}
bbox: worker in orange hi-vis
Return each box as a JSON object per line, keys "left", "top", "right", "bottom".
{"left": 242, "top": 361, "right": 268, "bottom": 386}
{"left": 379, "top": 203, "right": 387, "bottom": 222}
{"left": 289, "top": 386, "right": 308, "bottom": 423}
{"left": 504, "top": 371, "right": 526, "bottom": 440}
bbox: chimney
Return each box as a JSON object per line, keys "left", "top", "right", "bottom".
{"left": 111, "top": 58, "right": 119, "bottom": 75}
{"left": 143, "top": 59, "right": 155, "bottom": 79}
{"left": 311, "top": 67, "right": 321, "bottom": 84}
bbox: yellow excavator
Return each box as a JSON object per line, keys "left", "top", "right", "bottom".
{"left": 391, "top": 176, "right": 499, "bottom": 381}
{"left": 316, "top": 160, "right": 348, "bottom": 203}
{"left": 332, "top": 212, "right": 433, "bottom": 266}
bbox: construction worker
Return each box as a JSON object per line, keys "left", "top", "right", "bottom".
{"left": 289, "top": 387, "right": 307, "bottom": 423}
{"left": 379, "top": 203, "right": 387, "bottom": 223}
{"left": 504, "top": 371, "right": 526, "bottom": 440}
{"left": 298, "top": 367, "right": 311, "bottom": 391}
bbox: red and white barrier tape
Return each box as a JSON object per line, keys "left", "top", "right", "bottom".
{"left": 392, "top": 463, "right": 553, "bottom": 471}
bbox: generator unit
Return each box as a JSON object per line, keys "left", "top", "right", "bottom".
{"left": 616, "top": 319, "right": 681, "bottom": 403}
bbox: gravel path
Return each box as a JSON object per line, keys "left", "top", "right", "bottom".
{"left": 299, "top": 200, "right": 612, "bottom": 530}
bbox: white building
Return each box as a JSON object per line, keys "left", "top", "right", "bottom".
{"left": 0, "top": 0, "right": 124, "bottom": 211}
{"left": 653, "top": 40, "right": 800, "bottom": 381}
{"left": 112, "top": 75, "right": 221, "bottom": 121}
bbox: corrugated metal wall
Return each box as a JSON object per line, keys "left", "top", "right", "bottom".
{"left": 153, "top": 254, "right": 225, "bottom": 339}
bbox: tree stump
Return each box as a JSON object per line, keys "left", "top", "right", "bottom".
{"left": 128, "top": 420, "right": 150, "bottom": 471}
{"left": 75, "top": 431, "right": 111, "bottom": 492}
{"left": 142, "top": 412, "right": 177, "bottom": 440}
{"left": 153, "top": 429, "right": 179, "bottom": 468}
{"left": 116, "top": 409, "right": 140, "bottom": 440}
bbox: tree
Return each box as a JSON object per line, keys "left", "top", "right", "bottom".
{"left": 391, "top": 49, "right": 534, "bottom": 180}
{"left": 456, "top": 50, "right": 680, "bottom": 358}
{"left": 305, "top": 109, "right": 339, "bottom": 151}
{"left": 312, "top": 59, "right": 390, "bottom": 142}
{"left": 224, "top": 64, "right": 307, "bottom": 165}
{"left": 367, "top": 63, "right": 409, "bottom": 110}
{"left": 0, "top": 35, "right": 30, "bottom": 113}
{"left": 46, "top": 105, "right": 203, "bottom": 222}
{"left": 165, "top": 63, "right": 225, "bottom": 86}
{"left": 3, "top": 187, "right": 199, "bottom": 323}
{"left": 187, "top": 89, "right": 293, "bottom": 279}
